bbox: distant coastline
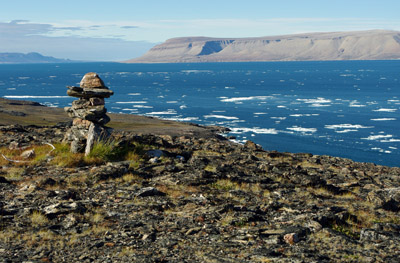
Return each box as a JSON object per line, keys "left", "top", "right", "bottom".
{"left": 0, "top": 52, "right": 74, "bottom": 64}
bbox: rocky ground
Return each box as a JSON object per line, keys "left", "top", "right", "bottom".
{"left": 0, "top": 101, "right": 400, "bottom": 262}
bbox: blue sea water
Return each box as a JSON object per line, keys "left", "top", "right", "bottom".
{"left": 0, "top": 61, "right": 399, "bottom": 167}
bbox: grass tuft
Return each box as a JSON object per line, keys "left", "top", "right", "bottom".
{"left": 30, "top": 211, "right": 49, "bottom": 227}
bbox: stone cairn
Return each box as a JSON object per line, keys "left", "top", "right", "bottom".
{"left": 63, "top": 72, "right": 114, "bottom": 155}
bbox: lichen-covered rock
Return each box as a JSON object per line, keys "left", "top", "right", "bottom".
{"left": 79, "top": 72, "right": 106, "bottom": 89}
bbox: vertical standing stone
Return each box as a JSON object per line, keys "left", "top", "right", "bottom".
{"left": 63, "top": 72, "right": 114, "bottom": 155}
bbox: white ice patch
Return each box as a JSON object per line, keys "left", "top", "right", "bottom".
{"left": 116, "top": 101, "right": 147, "bottom": 104}
{"left": 381, "top": 139, "right": 400, "bottom": 143}
{"left": 371, "top": 118, "right": 396, "bottom": 121}
{"left": 204, "top": 115, "right": 239, "bottom": 120}
{"left": 181, "top": 70, "right": 212, "bottom": 73}
{"left": 310, "top": 103, "right": 331, "bottom": 107}
{"left": 166, "top": 101, "right": 178, "bottom": 104}
{"left": 133, "top": 105, "right": 153, "bottom": 108}
{"left": 3, "top": 95, "right": 69, "bottom": 98}
{"left": 286, "top": 126, "right": 317, "bottom": 133}
{"left": 362, "top": 134, "right": 393, "bottom": 141}
{"left": 373, "top": 108, "right": 397, "bottom": 112}
{"left": 230, "top": 127, "right": 279, "bottom": 135}
{"left": 220, "top": 96, "right": 273, "bottom": 102}
{"left": 349, "top": 100, "right": 366, "bottom": 107}
{"left": 297, "top": 98, "right": 331, "bottom": 104}
{"left": 127, "top": 93, "right": 141, "bottom": 95}
{"left": 164, "top": 117, "right": 199, "bottom": 122}
{"left": 335, "top": 129, "right": 359, "bottom": 133}
{"left": 325, "top": 124, "right": 373, "bottom": 130}
{"left": 289, "top": 114, "right": 320, "bottom": 117}
{"left": 271, "top": 117, "right": 286, "bottom": 120}
{"left": 146, "top": 110, "right": 177, "bottom": 115}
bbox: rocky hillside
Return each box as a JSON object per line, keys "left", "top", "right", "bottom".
{"left": 1, "top": 117, "right": 400, "bottom": 261}
{"left": 127, "top": 30, "right": 400, "bottom": 63}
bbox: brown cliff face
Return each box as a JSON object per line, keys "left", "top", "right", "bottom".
{"left": 125, "top": 30, "right": 400, "bottom": 63}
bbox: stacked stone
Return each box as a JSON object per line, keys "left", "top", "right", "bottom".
{"left": 63, "top": 72, "right": 114, "bottom": 155}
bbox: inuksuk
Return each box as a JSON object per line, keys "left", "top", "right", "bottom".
{"left": 63, "top": 72, "right": 114, "bottom": 155}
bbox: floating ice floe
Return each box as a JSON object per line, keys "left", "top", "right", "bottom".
{"left": 297, "top": 98, "right": 332, "bottom": 104}
{"left": 361, "top": 134, "right": 394, "bottom": 141}
{"left": 146, "top": 110, "right": 177, "bottom": 115}
{"left": 289, "top": 114, "right": 319, "bottom": 117}
{"left": 3, "top": 95, "right": 69, "bottom": 99}
{"left": 204, "top": 115, "right": 239, "bottom": 120}
{"left": 373, "top": 108, "right": 397, "bottom": 112}
{"left": 220, "top": 96, "right": 273, "bottom": 102}
{"left": 286, "top": 126, "right": 317, "bottom": 133}
{"left": 164, "top": 117, "right": 199, "bottom": 122}
{"left": 229, "top": 127, "right": 279, "bottom": 135}
{"left": 133, "top": 105, "right": 153, "bottom": 108}
{"left": 349, "top": 100, "right": 366, "bottom": 107}
{"left": 325, "top": 124, "right": 374, "bottom": 130}
{"left": 370, "top": 118, "right": 396, "bottom": 121}
{"left": 115, "top": 101, "right": 147, "bottom": 104}
{"left": 335, "top": 129, "right": 359, "bottom": 133}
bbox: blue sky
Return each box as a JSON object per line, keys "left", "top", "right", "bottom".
{"left": 1, "top": 0, "right": 400, "bottom": 61}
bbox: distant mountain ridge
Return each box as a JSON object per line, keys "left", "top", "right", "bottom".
{"left": 0, "top": 52, "right": 72, "bottom": 63}
{"left": 126, "top": 30, "right": 400, "bottom": 63}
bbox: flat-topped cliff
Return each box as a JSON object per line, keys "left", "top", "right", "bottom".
{"left": 126, "top": 30, "right": 400, "bottom": 63}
